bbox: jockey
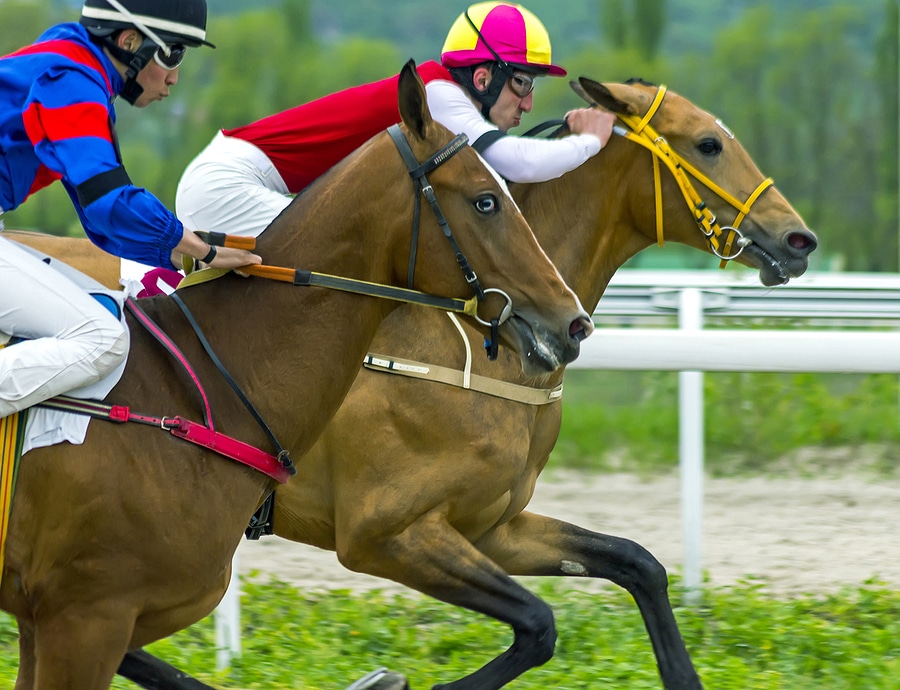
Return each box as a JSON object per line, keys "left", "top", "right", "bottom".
{"left": 0, "top": 0, "right": 261, "bottom": 419}
{"left": 174, "top": 1, "right": 617, "bottom": 239}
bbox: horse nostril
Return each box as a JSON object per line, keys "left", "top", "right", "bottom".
{"left": 570, "top": 316, "right": 594, "bottom": 341}
{"left": 788, "top": 232, "right": 817, "bottom": 254}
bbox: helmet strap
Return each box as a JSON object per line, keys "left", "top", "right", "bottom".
{"left": 459, "top": 10, "right": 523, "bottom": 120}
{"left": 102, "top": 0, "right": 173, "bottom": 57}
{"left": 449, "top": 63, "right": 508, "bottom": 122}
{"left": 98, "top": 35, "right": 158, "bottom": 105}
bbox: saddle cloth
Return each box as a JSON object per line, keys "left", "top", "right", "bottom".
{"left": 6, "top": 242, "right": 128, "bottom": 455}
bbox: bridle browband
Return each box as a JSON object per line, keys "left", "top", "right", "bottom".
{"left": 611, "top": 85, "right": 774, "bottom": 267}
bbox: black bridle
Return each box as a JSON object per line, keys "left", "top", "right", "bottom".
{"left": 387, "top": 123, "right": 511, "bottom": 358}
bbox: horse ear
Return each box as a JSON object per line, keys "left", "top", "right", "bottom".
{"left": 569, "top": 80, "right": 593, "bottom": 105}
{"left": 398, "top": 58, "right": 434, "bottom": 141}
{"left": 572, "top": 77, "right": 636, "bottom": 115}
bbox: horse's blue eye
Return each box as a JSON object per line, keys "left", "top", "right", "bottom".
{"left": 475, "top": 195, "right": 498, "bottom": 214}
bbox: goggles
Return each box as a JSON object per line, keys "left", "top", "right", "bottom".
{"left": 507, "top": 72, "right": 536, "bottom": 99}
{"left": 153, "top": 44, "right": 187, "bottom": 70}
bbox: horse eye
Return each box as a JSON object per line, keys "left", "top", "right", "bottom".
{"left": 474, "top": 194, "right": 499, "bottom": 215}
{"left": 698, "top": 138, "right": 723, "bottom": 156}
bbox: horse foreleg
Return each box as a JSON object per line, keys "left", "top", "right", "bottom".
{"left": 118, "top": 649, "right": 218, "bottom": 689}
{"left": 14, "top": 618, "right": 35, "bottom": 690}
{"left": 29, "top": 603, "right": 133, "bottom": 689}
{"left": 341, "top": 513, "right": 557, "bottom": 690}
{"left": 474, "top": 510, "right": 703, "bottom": 690}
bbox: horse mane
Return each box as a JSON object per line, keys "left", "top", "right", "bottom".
{"left": 624, "top": 77, "right": 657, "bottom": 86}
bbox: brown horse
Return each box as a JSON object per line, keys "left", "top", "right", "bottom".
{"left": 0, "top": 62, "right": 592, "bottom": 689}
{"left": 258, "top": 79, "right": 817, "bottom": 690}
{"left": 9, "top": 79, "right": 818, "bottom": 690}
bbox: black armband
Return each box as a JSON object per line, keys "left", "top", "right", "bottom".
{"left": 75, "top": 166, "right": 132, "bottom": 207}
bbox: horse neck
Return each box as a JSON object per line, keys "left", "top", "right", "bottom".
{"left": 257, "top": 164, "right": 399, "bottom": 284}
{"left": 513, "top": 138, "right": 657, "bottom": 314}
{"left": 170, "top": 157, "right": 409, "bottom": 456}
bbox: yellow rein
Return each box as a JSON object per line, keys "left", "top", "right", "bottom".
{"left": 614, "top": 85, "right": 774, "bottom": 268}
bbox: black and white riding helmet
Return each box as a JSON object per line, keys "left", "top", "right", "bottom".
{"left": 80, "top": 0, "right": 215, "bottom": 103}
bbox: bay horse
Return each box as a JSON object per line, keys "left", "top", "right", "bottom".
{"left": 256, "top": 78, "right": 817, "bottom": 690}
{"left": 8, "top": 78, "right": 818, "bottom": 689}
{"left": 0, "top": 62, "right": 592, "bottom": 689}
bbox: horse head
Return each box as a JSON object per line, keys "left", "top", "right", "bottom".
{"left": 264, "top": 60, "right": 593, "bottom": 375}
{"left": 573, "top": 77, "right": 818, "bottom": 288}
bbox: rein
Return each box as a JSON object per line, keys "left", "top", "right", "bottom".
{"left": 235, "top": 124, "right": 514, "bottom": 360}
{"left": 237, "top": 265, "right": 480, "bottom": 316}
{"left": 611, "top": 85, "right": 774, "bottom": 267}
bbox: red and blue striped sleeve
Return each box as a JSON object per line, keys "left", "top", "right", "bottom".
{"left": 16, "top": 42, "right": 182, "bottom": 268}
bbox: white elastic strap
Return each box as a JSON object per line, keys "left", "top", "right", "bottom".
{"left": 101, "top": 0, "right": 169, "bottom": 54}
{"left": 446, "top": 312, "right": 473, "bottom": 389}
{"left": 83, "top": 0, "right": 208, "bottom": 52}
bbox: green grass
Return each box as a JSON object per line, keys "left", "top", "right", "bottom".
{"left": 552, "top": 370, "right": 900, "bottom": 478}
{"left": 2, "top": 578, "right": 899, "bottom": 689}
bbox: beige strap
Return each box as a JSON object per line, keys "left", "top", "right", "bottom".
{"left": 362, "top": 353, "right": 562, "bottom": 405}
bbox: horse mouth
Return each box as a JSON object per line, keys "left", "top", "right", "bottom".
{"left": 743, "top": 242, "right": 812, "bottom": 287}
{"left": 744, "top": 244, "right": 789, "bottom": 286}
{"left": 739, "top": 223, "right": 817, "bottom": 287}
{"left": 504, "top": 314, "right": 578, "bottom": 375}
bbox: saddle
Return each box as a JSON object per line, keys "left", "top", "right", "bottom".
{"left": 1, "top": 242, "right": 129, "bottom": 454}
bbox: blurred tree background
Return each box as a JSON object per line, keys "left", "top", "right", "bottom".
{"left": 1, "top": 0, "right": 897, "bottom": 273}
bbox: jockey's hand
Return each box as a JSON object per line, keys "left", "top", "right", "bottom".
{"left": 565, "top": 108, "right": 617, "bottom": 149}
{"left": 172, "top": 229, "right": 263, "bottom": 270}
{"left": 204, "top": 245, "right": 263, "bottom": 270}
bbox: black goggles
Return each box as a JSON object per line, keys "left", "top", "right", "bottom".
{"left": 507, "top": 72, "right": 536, "bottom": 99}
{"left": 153, "top": 44, "right": 187, "bottom": 70}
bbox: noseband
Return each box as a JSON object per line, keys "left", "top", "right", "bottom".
{"left": 613, "top": 85, "right": 774, "bottom": 267}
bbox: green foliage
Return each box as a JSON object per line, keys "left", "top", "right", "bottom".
{"left": 0, "top": 0, "right": 895, "bottom": 271}
{"left": 0, "top": 0, "right": 67, "bottom": 57}
{"left": 2, "top": 578, "right": 899, "bottom": 688}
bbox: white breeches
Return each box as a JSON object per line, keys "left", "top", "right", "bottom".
{"left": 0, "top": 235, "right": 129, "bottom": 417}
{"left": 175, "top": 131, "right": 293, "bottom": 237}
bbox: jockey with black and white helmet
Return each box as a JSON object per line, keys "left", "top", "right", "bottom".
{"left": 80, "top": 0, "right": 215, "bottom": 104}
{"left": 0, "top": 0, "right": 260, "bottom": 421}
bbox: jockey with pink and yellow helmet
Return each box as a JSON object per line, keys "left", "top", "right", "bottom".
{"left": 442, "top": 1, "right": 567, "bottom": 118}
{"left": 173, "top": 2, "right": 616, "bottom": 250}
{"left": 428, "top": 1, "right": 616, "bottom": 182}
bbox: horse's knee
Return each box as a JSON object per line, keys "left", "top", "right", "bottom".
{"left": 617, "top": 537, "right": 670, "bottom": 594}
{"left": 515, "top": 600, "right": 557, "bottom": 666}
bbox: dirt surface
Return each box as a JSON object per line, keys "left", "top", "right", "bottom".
{"left": 237, "top": 470, "right": 900, "bottom": 596}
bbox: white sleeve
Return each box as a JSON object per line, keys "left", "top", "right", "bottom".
{"left": 425, "top": 79, "right": 602, "bottom": 184}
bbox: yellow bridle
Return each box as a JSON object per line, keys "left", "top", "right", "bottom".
{"left": 614, "top": 85, "right": 774, "bottom": 268}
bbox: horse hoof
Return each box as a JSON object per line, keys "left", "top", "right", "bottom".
{"left": 346, "top": 667, "right": 410, "bottom": 690}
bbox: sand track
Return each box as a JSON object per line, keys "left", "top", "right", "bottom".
{"left": 237, "top": 470, "right": 900, "bottom": 596}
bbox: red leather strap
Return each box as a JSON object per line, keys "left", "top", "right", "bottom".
{"left": 167, "top": 417, "right": 291, "bottom": 484}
